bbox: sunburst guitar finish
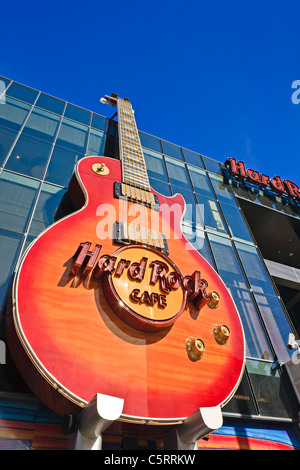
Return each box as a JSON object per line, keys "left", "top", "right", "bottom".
{"left": 6, "top": 95, "right": 245, "bottom": 425}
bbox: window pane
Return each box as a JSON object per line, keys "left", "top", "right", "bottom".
{"left": 195, "top": 194, "right": 228, "bottom": 234}
{"left": 28, "top": 183, "right": 67, "bottom": 237}
{"left": 222, "top": 371, "right": 257, "bottom": 415}
{"left": 228, "top": 286, "right": 273, "bottom": 360}
{"left": 235, "top": 242, "right": 277, "bottom": 296}
{"left": 22, "top": 108, "right": 60, "bottom": 142}
{"left": 0, "top": 126, "right": 18, "bottom": 166}
{"left": 6, "top": 82, "right": 38, "bottom": 104}
{"left": 0, "top": 172, "right": 39, "bottom": 233}
{"left": 0, "top": 76, "right": 11, "bottom": 90}
{"left": 247, "top": 359, "right": 296, "bottom": 418}
{"left": 182, "top": 149, "right": 204, "bottom": 168}
{"left": 181, "top": 224, "right": 215, "bottom": 268}
{"left": 202, "top": 156, "right": 223, "bottom": 175}
{"left": 220, "top": 202, "right": 253, "bottom": 242}
{"left": 149, "top": 178, "right": 171, "bottom": 196}
{"left": 171, "top": 186, "right": 201, "bottom": 226}
{"left": 188, "top": 166, "right": 214, "bottom": 198}
{"left": 144, "top": 149, "right": 167, "bottom": 182}
{"left": 162, "top": 141, "right": 183, "bottom": 160}
{"left": 165, "top": 157, "right": 191, "bottom": 191}
{"left": 5, "top": 134, "right": 52, "bottom": 179}
{"left": 91, "top": 113, "right": 107, "bottom": 132}
{"left": 208, "top": 233, "right": 247, "bottom": 289}
{"left": 0, "top": 229, "right": 23, "bottom": 325}
{"left": 56, "top": 118, "right": 88, "bottom": 153}
{"left": 35, "top": 93, "right": 65, "bottom": 115}
{"left": 209, "top": 174, "right": 236, "bottom": 205}
{"left": 64, "top": 103, "right": 91, "bottom": 125}
{"left": 0, "top": 98, "right": 30, "bottom": 131}
{"left": 86, "top": 129, "right": 105, "bottom": 156}
{"left": 45, "top": 145, "right": 84, "bottom": 187}
{"left": 254, "top": 294, "right": 295, "bottom": 364}
{"left": 139, "top": 132, "right": 161, "bottom": 152}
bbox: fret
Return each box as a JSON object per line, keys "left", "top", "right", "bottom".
{"left": 117, "top": 97, "right": 150, "bottom": 192}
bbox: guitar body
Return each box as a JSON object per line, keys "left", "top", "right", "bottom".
{"left": 7, "top": 155, "right": 245, "bottom": 423}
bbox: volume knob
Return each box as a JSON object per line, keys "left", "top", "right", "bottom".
{"left": 186, "top": 337, "right": 205, "bottom": 361}
{"left": 207, "top": 291, "right": 221, "bottom": 309}
{"left": 213, "top": 324, "right": 231, "bottom": 345}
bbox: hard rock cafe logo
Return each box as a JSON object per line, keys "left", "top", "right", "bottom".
{"left": 66, "top": 242, "right": 217, "bottom": 332}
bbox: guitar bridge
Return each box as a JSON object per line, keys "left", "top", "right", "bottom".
{"left": 114, "top": 182, "right": 160, "bottom": 210}
{"left": 114, "top": 221, "right": 169, "bottom": 254}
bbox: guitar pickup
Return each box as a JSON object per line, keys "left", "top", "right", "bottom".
{"left": 114, "top": 182, "right": 160, "bottom": 210}
{"left": 114, "top": 221, "right": 169, "bottom": 255}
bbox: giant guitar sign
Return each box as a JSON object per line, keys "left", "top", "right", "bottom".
{"left": 6, "top": 95, "right": 245, "bottom": 427}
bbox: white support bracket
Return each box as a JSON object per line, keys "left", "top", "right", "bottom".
{"left": 164, "top": 405, "right": 223, "bottom": 450}
{"left": 67, "top": 393, "right": 124, "bottom": 450}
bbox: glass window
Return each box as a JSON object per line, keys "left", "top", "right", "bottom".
{"left": 91, "top": 113, "right": 107, "bottom": 132}
{"left": 148, "top": 178, "right": 171, "bottom": 196}
{"left": 162, "top": 140, "right": 183, "bottom": 160}
{"left": 235, "top": 242, "right": 277, "bottom": 296}
{"left": 0, "top": 97, "right": 31, "bottom": 131}
{"left": 165, "top": 157, "right": 191, "bottom": 191}
{"left": 6, "top": 82, "right": 38, "bottom": 104}
{"left": 209, "top": 174, "right": 236, "bottom": 205}
{"left": 35, "top": 93, "right": 65, "bottom": 115}
{"left": 195, "top": 194, "right": 228, "bottom": 234}
{"left": 22, "top": 108, "right": 60, "bottom": 142}
{"left": 254, "top": 294, "right": 295, "bottom": 364}
{"left": 139, "top": 132, "right": 162, "bottom": 153}
{"left": 45, "top": 145, "right": 84, "bottom": 187}
{"left": 208, "top": 233, "right": 247, "bottom": 289}
{"left": 227, "top": 286, "right": 273, "bottom": 360}
{"left": 86, "top": 129, "right": 105, "bottom": 156}
{"left": 5, "top": 134, "right": 52, "bottom": 179}
{"left": 182, "top": 149, "right": 204, "bottom": 168}
{"left": 0, "top": 76, "right": 11, "bottom": 90}
{"left": 28, "top": 184, "right": 67, "bottom": 237}
{"left": 220, "top": 202, "right": 253, "bottom": 243}
{"left": 188, "top": 166, "right": 214, "bottom": 198}
{"left": 56, "top": 118, "right": 88, "bottom": 153}
{"left": 202, "top": 156, "right": 223, "bottom": 175}
{"left": 0, "top": 126, "right": 18, "bottom": 166}
{"left": 170, "top": 186, "right": 201, "bottom": 226}
{"left": 222, "top": 371, "right": 257, "bottom": 415}
{"left": 144, "top": 149, "right": 167, "bottom": 182}
{"left": 247, "top": 359, "right": 296, "bottom": 418}
{"left": 181, "top": 224, "right": 216, "bottom": 268}
{"left": 64, "top": 103, "right": 91, "bottom": 125}
{"left": 0, "top": 229, "right": 23, "bottom": 325}
{"left": 0, "top": 172, "right": 39, "bottom": 233}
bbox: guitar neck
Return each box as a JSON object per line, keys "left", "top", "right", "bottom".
{"left": 116, "top": 97, "right": 151, "bottom": 192}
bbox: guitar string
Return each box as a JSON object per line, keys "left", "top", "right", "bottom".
{"left": 120, "top": 98, "right": 151, "bottom": 248}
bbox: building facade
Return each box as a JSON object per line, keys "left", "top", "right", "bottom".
{"left": 0, "top": 76, "right": 299, "bottom": 450}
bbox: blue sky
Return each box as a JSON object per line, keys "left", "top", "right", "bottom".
{"left": 1, "top": 0, "right": 300, "bottom": 184}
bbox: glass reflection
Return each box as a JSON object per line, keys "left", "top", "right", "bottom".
{"left": 208, "top": 233, "right": 247, "bottom": 289}
{"left": 46, "top": 145, "right": 84, "bottom": 187}
{"left": 228, "top": 286, "right": 273, "bottom": 360}
{"left": 5, "top": 134, "right": 52, "bottom": 179}
{"left": 0, "top": 171, "right": 39, "bottom": 233}
{"left": 0, "top": 126, "right": 18, "bottom": 166}
{"left": 0, "top": 98, "right": 30, "bottom": 131}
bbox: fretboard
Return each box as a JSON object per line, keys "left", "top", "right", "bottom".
{"left": 117, "top": 97, "right": 150, "bottom": 192}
